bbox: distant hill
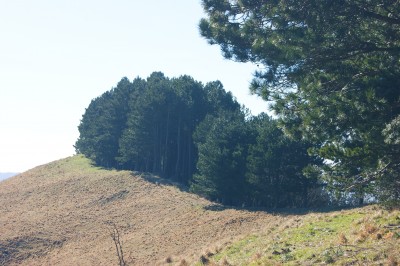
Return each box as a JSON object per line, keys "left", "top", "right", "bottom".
{"left": 0, "top": 172, "right": 18, "bottom": 181}
{"left": 0, "top": 155, "right": 398, "bottom": 265}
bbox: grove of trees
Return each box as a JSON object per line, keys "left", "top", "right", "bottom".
{"left": 76, "top": 0, "right": 399, "bottom": 208}
{"left": 76, "top": 72, "right": 322, "bottom": 208}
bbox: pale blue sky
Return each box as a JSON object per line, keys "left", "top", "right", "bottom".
{"left": 0, "top": 0, "right": 267, "bottom": 173}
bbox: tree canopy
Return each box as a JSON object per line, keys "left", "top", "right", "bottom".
{"left": 200, "top": 0, "right": 400, "bottom": 205}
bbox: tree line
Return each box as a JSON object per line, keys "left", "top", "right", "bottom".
{"left": 77, "top": 0, "right": 400, "bottom": 207}
{"left": 75, "top": 72, "right": 324, "bottom": 208}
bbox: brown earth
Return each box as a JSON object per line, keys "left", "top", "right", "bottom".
{"left": 0, "top": 155, "right": 284, "bottom": 265}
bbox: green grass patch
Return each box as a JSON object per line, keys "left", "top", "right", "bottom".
{"left": 212, "top": 234, "right": 259, "bottom": 263}
{"left": 207, "top": 207, "right": 400, "bottom": 265}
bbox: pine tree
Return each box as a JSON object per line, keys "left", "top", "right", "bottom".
{"left": 199, "top": 0, "right": 400, "bottom": 204}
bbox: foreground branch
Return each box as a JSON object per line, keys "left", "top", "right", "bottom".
{"left": 106, "top": 222, "right": 126, "bottom": 266}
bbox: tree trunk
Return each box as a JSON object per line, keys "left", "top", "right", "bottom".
{"left": 175, "top": 117, "right": 182, "bottom": 180}
{"left": 163, "top": 106, "right": 170, "bottom": 176}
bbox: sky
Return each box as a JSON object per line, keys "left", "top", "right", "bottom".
{"left": 0, "top": 0, "right": 267, "bottom": 173}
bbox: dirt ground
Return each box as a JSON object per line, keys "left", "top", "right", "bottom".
{"left": 0, "top": 156, "right": 284, "bottom": 265}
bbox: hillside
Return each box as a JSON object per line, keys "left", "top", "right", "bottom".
{"left": 0, "top": 156, "right": 399, "bottom": 265}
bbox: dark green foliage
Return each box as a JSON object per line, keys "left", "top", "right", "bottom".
{"left": 76, "top": 72, "right": 240, "bottom": 185}
{"left": 377, "top": 115, "right": 400, "bottom": 206}
{"left": 117, "top": 73, "right": 210, "bottom": 182}
{"left": 76, "top": 72, "right": 324, "bottom": 208}
{"left": 191, "top": 109, "right": 249, "bottom": 205}
{"left": 75, "top": 77, "right": 134, "bottom": 168}
{"left": 118, "top": 72, "right": 176, "bottom": 174}
{"left": 191, "top": 111, "right": 323, "bottom": 208}
{"left": 246, "top": 114, "right": 321, "bottom": 208}
{"left": 200, "top": 0, "right": 400, "bottom": 204}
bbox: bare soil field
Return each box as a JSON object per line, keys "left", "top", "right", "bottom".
{"left": 0, "top": 155, "right": 279, "bottom": 265}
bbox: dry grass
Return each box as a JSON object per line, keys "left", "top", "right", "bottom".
{"left": 387, "top": 255, "right": 399, "bottom": 266}
{"left": 177, "top": 259, "right": 189, "bottom": 266}
{"left": 338, "top": 233, "right": 348, "bottom": 244}
{"left": 1, "top": 155, "right": 399, "bottom": 266}
{"left": 0, "top": 155, "right": 273, "bottom": 265}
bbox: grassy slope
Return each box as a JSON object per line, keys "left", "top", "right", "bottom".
{"left": 0, "top": 155, "right": 398, "bottom": 265}
{"left": 0, "top": 155, "right": 273, "bottom": 265}
{"left": 206, "top": 207, "right": 400, "bottom": 265}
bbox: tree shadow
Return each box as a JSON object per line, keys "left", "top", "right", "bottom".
{"left": 132, "top": 171, "right": 366, "bottom": 216}
{"left": 132, "top": 172, "right": 189, "bottom": 192}
{"left": 202, "top": 202, "right": 365, "bottom": 216}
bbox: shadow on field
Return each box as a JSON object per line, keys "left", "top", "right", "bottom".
{"left": 132, "top": 171, "right": 361, "bottom": 216}
{"left": 133, "top": 172, "right": 189, "bottom": 192}
{"left": 203, "top": 202, "right": 362, "bottom": 216}
{"left": 0, "top": 236, "right": 65, "bottom": 265}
